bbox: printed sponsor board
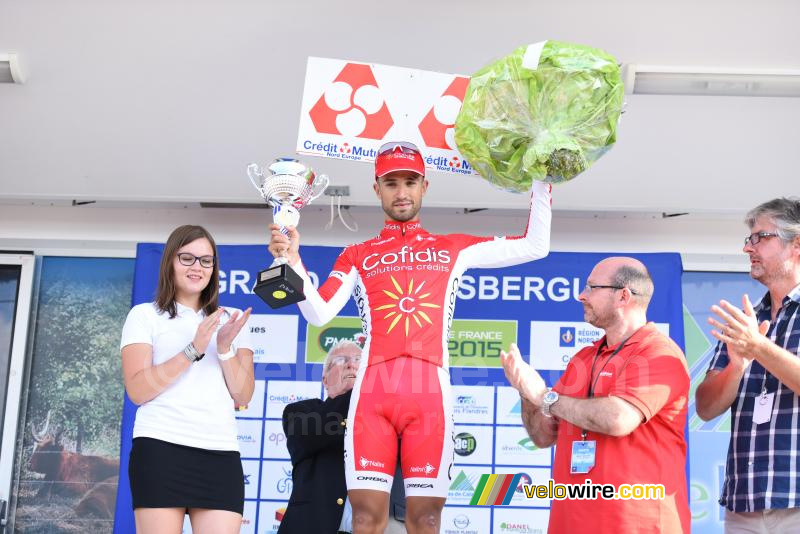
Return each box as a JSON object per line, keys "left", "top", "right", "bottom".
{"left": 493, "top": 507, "right": 550, "bottom": 533}
{"left": 240, "top": 501, "right": 257, "bottom": 534}
{"left": 496, "top": 386, "right": 524, "bottom": 426}
{"left": 448, "top": 465, "right": 489, "bottom": 505}
{"left": 248, "top": 313, "right": 299, "bottom": 364}
{"left": 307, "top": 317, "right": 515, "bottom": 368}
{"left": 494, "top": 426, "right": 552, "bottom": 467}
{"left": 263, "top": 419, "right": 289, "bottom": 460}
{"left": 241, "top": 459, "right": 260, "bottom": 500}
{"left": 266, "top": 381, "right": 321, "bottom": 419}
{"left": 449, "top": 319, "right": 517, "bottom": 368}
{"left": 530, "top": 320, "right": 669, "bottom": 371}
{"left": 261, "top": 460, "right": 294, "bottom": 500}
{"left": 441, "top": 506, "right": 491, "bottom": 534}
{"left": 258, "top": 501, "right": 287, "bottom": 534}
{"left": 297, "top": 57, "right": 477, "bottom": 177}
{"left": 236, "top": 418, "right": 263, "bottom": 459}
{"left": 452, "top": 385, "right": 494, "bottom": 425}
{"left": 305, "top": 316, "right": 365, "bottom": 364}
{"left": 453, "top": 425, "right": 494, "bottom": 465}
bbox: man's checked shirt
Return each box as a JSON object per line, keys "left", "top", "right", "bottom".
{"left": 708, "top": 284, "right": 800, "bottom": 512}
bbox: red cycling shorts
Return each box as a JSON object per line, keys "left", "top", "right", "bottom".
{"left": 344, "top": 356, "right": 453, "bottom": 497}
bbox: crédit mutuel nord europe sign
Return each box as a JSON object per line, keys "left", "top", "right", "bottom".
{"left": 296, "top": 57, "right": 478, "bottom": 177}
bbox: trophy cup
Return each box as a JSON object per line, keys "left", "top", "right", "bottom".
{"left": 247, "top": 158, "right": 329, "bottom": 308}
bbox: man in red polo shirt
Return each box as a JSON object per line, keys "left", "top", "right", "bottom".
{"left": 501, "top": 256, "right": 690, "bottom": 534}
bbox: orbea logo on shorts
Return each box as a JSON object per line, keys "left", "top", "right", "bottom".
{"left": 359, "top": 456, "right": 385, "bottom": 469}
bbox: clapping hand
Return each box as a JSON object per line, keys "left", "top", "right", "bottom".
{"left": 192, "top": 309, "right": 225, "bottom": 354}
{"left": 500, "top": 343, "right": 547, "bottom": 404}
{"left": 709, "top": 294, "right": 769, "bottom": 369}
{"left": 216, "top": 307, "right": 253, "bottom": 353}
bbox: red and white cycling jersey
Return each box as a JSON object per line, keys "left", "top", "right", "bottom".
{"left": 291, "top": 181, "right": 551, "bottom": 496}
{"left": 293, "top": 181, "right": 552, "bottom": 370}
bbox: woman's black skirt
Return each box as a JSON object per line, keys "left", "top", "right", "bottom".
{"left": 129, "top": 437, "right": 244, "bottom": 514}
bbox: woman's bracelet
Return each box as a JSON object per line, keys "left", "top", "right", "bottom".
{"left": 217, "top": 346, "right": 236, "bottom": 361}
{"left": 183, "top": 343, "right": 204, "bottom": 363}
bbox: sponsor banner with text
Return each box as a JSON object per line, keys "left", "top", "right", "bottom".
{"left": 297, "top": 57, "right": 477, "bottom": 177}
{"left": 119, "top": 245, "right": 683, "bottom": 534}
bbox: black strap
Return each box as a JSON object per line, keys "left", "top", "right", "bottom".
{"left": 580, "top": 332, "right": 636, "bottom": 440}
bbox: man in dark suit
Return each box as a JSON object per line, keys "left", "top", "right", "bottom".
{"left": 279, "top": 340, "right": 406, "bottom": 534}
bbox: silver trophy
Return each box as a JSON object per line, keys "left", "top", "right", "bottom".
{"left": 247, "top": 158, "right": 329, "bottom": 308}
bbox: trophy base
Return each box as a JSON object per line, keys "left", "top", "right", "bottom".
{"left": 253, "top": 263, "right": 305, "bottom": 309}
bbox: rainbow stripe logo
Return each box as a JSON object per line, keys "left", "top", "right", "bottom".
{"left": 468, "top": 474, "right": 522, "bottom": 505}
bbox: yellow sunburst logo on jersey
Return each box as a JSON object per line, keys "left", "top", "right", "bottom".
{"left": 374, "top": 275, "right": 441, "bottom": 335}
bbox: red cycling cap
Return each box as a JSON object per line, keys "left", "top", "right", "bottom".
{"left": 375, "top": 141, "right": 425, "bottom": 179}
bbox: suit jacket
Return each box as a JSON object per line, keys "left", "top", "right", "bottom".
{"left": 278, "top": 390, "right": 405, "bottom": 534}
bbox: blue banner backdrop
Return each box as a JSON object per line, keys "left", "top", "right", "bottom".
{"left": 114, "top": 244, "right": 684, "bottom": 534}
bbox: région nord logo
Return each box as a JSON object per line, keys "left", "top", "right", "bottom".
{"left": 418, "top": 76, "right": 469, "bottom": 149}
{"left": 309, "top": 63, "right": 394, "bottom": 139}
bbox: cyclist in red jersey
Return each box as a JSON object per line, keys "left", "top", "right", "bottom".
{"left": 269, "top": 141, "right": 552, "bottom": 534}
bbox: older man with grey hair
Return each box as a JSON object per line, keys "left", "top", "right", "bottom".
{"left": 697, "top": 197, "right": 800, "bottom": 533}
{"left": 279, "top": 340, "right": 406, "bottom": 534}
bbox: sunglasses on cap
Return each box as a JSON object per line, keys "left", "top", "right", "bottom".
{"left": 377, "top": 141, "right": 422, "bottom": 156}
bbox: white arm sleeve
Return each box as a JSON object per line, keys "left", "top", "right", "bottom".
{"left": 458, "top": 181, "right": 552, "bottom": 269}
{"left": 290, "top": 262, "right": 358, "bottom": 326}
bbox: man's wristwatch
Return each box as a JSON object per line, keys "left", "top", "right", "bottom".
{"left": 183, "top": 343, "right": 205, "bottom": 363}
{"left": 541, "top": 389, "right": 559, "bottom": 418}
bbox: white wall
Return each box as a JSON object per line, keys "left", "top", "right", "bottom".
{"left": 0, "top": 0, "right": 798, "bottom": 214}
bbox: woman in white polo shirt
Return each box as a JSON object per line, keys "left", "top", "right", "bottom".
{"left": 120, "top": 225, "right": 254, "bottom": 534}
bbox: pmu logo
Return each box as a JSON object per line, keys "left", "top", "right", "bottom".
{"left": 559, "top": 326, "right": 576, "bottom": 347}
{"left": 419, "top": 76, "right": 470, "bottom": 149}
{"left": 309, "top": 63, "right": 393, "bottom": 139}
{"left": 318, "top": 326, "right": 365, "bottom": 352}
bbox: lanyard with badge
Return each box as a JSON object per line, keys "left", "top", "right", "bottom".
{"left": 571, "top": 335, "right": 632, "bottom": 475}
{"left": 752, "top": 302, "right": 781, "bottom": 425}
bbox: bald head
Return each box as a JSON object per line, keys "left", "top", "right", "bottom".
{"left": 596, "top": 257, "right": 654, "bottom": 308}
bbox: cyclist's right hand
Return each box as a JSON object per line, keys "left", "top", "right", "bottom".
{"left": 268, "top": 224, "right": 301, "bottom": 265}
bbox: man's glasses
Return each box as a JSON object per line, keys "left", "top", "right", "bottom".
{"left": 377, "top": 141, "right": 421, "bottom": 156}
{"left": 177, "top": 252, "right": 215, "bottom": 268}
{"left": 583, "top": 283, "right": 639, "bottom": 296}
{"left": 744, "top": 231, "right": 780, "bottom": 246}
{"left": 327, "top": 355, "right": 361, "bottom": 369}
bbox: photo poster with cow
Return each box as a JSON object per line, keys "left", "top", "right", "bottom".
{"left": 15, "top": 257, "right": 134, "bottom": 534}
{"left": 296, "top": 56, "right": 479, "bottom": 178}
{"left": 114, "top": 244, "right": 683, "bottom": 534}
